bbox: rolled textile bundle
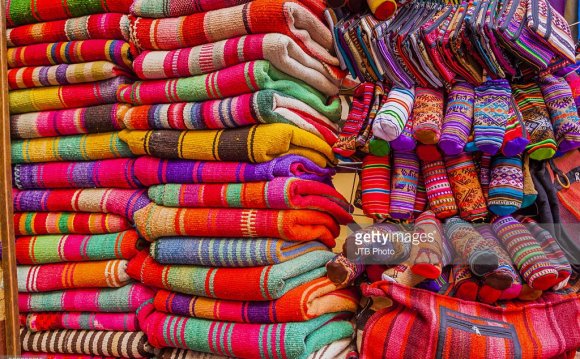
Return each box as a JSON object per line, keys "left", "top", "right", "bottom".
{"left": 11, "top": 104, "right": 128, "bottom": 139}
{"left": 146, "top": 178, "right": 352, "bottom": 224}
{"left": 388, "top": 151, "right": 419, "bottom": 220}
{"left": 131, "top": 155, "right": 335, "bottom": 186}
{"left": 143, "top": 311, "right": 353, "bottom": 358}
{"left": 6, "top": 0, "right": 133, "bottom": 27}
{"left": 127, "top": 250, "right": 334, "bottom": 300}
{"left": 7, "top": 14, "right": 130, "bottom": 47}
{"left": 444, "top": 152, "right": 488, "bottom": 222}
{"left": 131, "top": 0, "right": 252, "bottom": 17}
{"left": 18, "top": 283, "right": 155, "bottom": 313}
{"left": 439, "top": 81, "right": 475, "bottom": 156}
{"left": 24, "top": 312, "right": 140, "bottom": 332}
{"left": 15, "top": 231, "right": 141, "bottom": 264}
{"left": 151, "top": 237, "right": 328, "bottom": 266}
{"left": 133, "top": 34, "right": 340, "bottom": 95}
{"left": 361, "top": 155, "right": 391, "bottom": 219}
{"left": 13, "top": 159, "right": 142, "bottom": 189}
{"left": 9, "top": 76, "right": 131, "bottom": 114}
{"left": 7, "top": 40, "right": 136, "bottom": 69}
{"left": 119, "top": 124, "right": 336, "bottom": 168}
{"left": 133, "top": 203, "right": 340, "bottom": 246}
{"left": 14, "top": 212, "right": 132, "bottom": 236}
{"left": 17, "top": 260, "right": 131, "bottom": 292}
{"left": 153, "top": 277, "right": 358, "bottom": 323}
{"left": 20, "top": 328, "right": 152, "bottom": 358}
{"left": 128, "top": 0, "right": 336, "bottom": 66}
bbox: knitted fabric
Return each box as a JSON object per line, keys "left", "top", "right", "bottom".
{"left": 127, "top": 250, "right": 334, "bottom": 300}
{"left": 9, "top": 76, "right": 130, "bottom": 114}
{"left": 11, "top": 132, "right": 133, "bottom": 164}
{"left": 18, "top": 283, "right": 155, "bottom": 313}
{"left": 151, "top": 237, "right": 327, "bottom": 266}
{"left": 119, "top": 124, "right": 335, "bottom": 168}
{"left": 511, "top": 83, "right": 558, "bottom": 160}
{"left": 473, "top": 79, "right": 511, "bottom": 155}
{"left": 381, "top": 264, "right": 426, "bottom": 288}
{"left": 389, "top": 151, "right": 419, "bottom": 220}
{"left": 133, "top": 203, "right": 339, "bottom": 246}
{"left": 372, "top": 86, "right": 415, "bottom": 142}
{"left": 24, "top": 312, "right": 140, "bottom": 332}
{"left": 325, "top": 254, "right": 365, "bottom": 288}
{"left": 7, "top": 14, "right": 130, "bottom": 47}
{"left": 416, "top": 145, "right": 458, "bottom": 219}
{"left": 500, "top": 95, "right": 529, "bottom": 157}
{"left": 412, "top": 87, "right": 444, "bottom": 145}
{"left": 14, "top": 212, "right": 132, "bottom": 236}
{"left": 361, "top": 155, "right": 391, "bottom": 219}
{"left": 450, "top": 265, "right": 479, "bottom": 301}
{"left": 18, "top": 260, "right": 131, "bottom": 292}
{"left": 153, "top": 278, "right": 358, "bottom": 323}
{"left": 333, "top": 83, "right": 374, "bottom": 157}
{"left": 439, "top": 81, "right": 474, "bottom": 156}
{"left": 444, "top": 152, "right": 488, "bottom": 222}
{"left": 20, "top": 353, "right": 117, "bottom": 358}
{"left": 11, "top": 104, "right": 128, "bottom": 140}
{"left": 146, "top": 178, "right": 352, "bottom": 224}
{"left": 539, "top": 74, "right": 580, "bottom": 153}
{"left": 20, "top": 328, "right": 152, "bottom": 358}
{"left": 410, "top": 210, "right": 444, "bottom": 279}
{"left": 475, "top": 225, "right": 519, "bottom": 292}
{"left": 521, "top": 155, "right": 538, "bottom": 208}
{"left": 7, "top": 40, "right": 135, "bottom": 69}
{"left": 15, "top": 231, "right": 140, "bottom": 264}
{"left": 6, "top": 0, "right": 132, "bottom": 27}
{"left": 488, "top": 156, "right": 524, "bottom": 216}
{"left": 413, "top": 173, "right": 428, "bottom": 214}
{"left": 13, "top": 159, "right": 143, "bottom": 190}
{"left": 389, "top": 113, "right": 416, "bottom": 152}
{"left": 492, "top": 216, "right": 559, "bottom": 291}
{"left": 132, "top": 33, "right": 339, "bottom": 96}
{"left": 130, "top": 0, "right": 251, "bottom": 17}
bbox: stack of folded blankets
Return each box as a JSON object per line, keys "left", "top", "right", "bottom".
{"left": 6, "top": 0, "right": 155, "bottom": 357}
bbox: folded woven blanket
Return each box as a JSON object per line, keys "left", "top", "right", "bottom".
{"left": 133, "top": 203, "right": 340, "bottom": 246}
{"left": 7, "top": 40, "right": 135, "bottom": 69}
{"left": 13, "top": 188, "right": 150, "bottom": 219}
{"left": 11, "top": 104, "right": 128, "bottom": 139}
{"left": 6, "top": 0, "right": 132, "bottom": 27}
{"left": 9, "top": 76, "right": 130, "bottom": 114}
{"left": 16, "top": 230, "right": 141, "bottom": 264}
{"left": 129, "top": 0, "right": 335, "bottom": 66}
{"left": 153, "top": 277, "right": 358, "bottom": 323}
{"left": 151, "top": 237, "right": 327, "bottom": 266}
{"left": 13, "top": 159, "right": 143, "bottom": 189}
{"left": 128, "top": 250, "right": 334, "bottom": 300}
{"left": 119, "top": 124, "right": 335, "bottom": 168}
{"left": 11, "top": 132, "right": 133, "bottom": 164}
{"left": 132, "top": 155, "right": 334, "bottom": 186}
{"left": 14, "top": 212, "right": 132, "bottom": 236}
{"left": 7, "top": 14, "right": 130, "bottom": 47}
{"left": 20, "top": 328, "right": 152, "bottom": 358}
{"left": 23, "top": 312, "right": 140, "bottom": 332}
{"left": 19, "top": 283, "right": 155, "bottom": 313}
{"left": 144, "top": 311, "right": 353, "bottom": 358}
{"left": 147, "top": 177, "right": 352, "bottom": 224}
{"left": 21, "top": 353, "right": 116, "bottom": 359}
{"left": 133, "top": 34, "right": 339, "bottom": 95}
{"left": 18, "top": 260, "right": 131, "bottom": 292}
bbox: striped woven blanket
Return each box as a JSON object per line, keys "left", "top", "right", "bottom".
{"left": 147, "top": 178, "right": 352, "bottom": 223}
{"left": 133, "top": 203, "right": 340, "bottom": 245}
{"left": 7, "top": 40, "right": 135, "bottom": 69}
{"left": 18, "top": 283, "right": 155, "bottom": 313}
{"left": 16, "top": 230, "right": 141, "bottom": 264}
{"left": 133, "top": 34, "right": 339, "bottom": 95}
{"left": 21, "top": 353, "right": 116, "bottom": 358}
{"left": 18, "top": 260, "right": 131, "bottom": 292}
{"left": 153, "top": 277, "right": 358, "bottom": 323}
{"left": 14, "top": 212, "right": 132, "bottom": 235}
{"left": 9, "top": 76, "right": 130, "bottom": 114}
{"left": 22, "top": 312, "right": 140, "bottom": 332}
{"left": 119, "top": 124, "right": 336, "bottom": 167}
{"left": 151, "top": 237, "right": 327, "bottom": 266}
{"left": 143, "top": 311, "right": 353, "bottom": 358}
{"left": 11, "top": 132, "right": 133, "bottom": 164}
{"left": 7, "top": 14, "right": 130, "bottom": 47}
{"left": 20, "top": 328, "right": 152, "bottom": 358}
{"left": 127, "top": 250, "right": 334, "bottom": 300}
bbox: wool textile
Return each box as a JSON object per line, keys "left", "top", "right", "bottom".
{"left": 14, "top": 212, "right": 132, "bottom": 236}
{"left": 23, "top": 312, "right": 140, "bottom": 332}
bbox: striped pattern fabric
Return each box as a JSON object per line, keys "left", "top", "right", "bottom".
{"left": 473, "top": 80, "right": 511, "bottom": 155}
{"left": 24, "top": 312, "right": 140, "bottom": 332}
{"left": 439, "top": 81, "right": 475, "bottom": 156}
{"left": 373, "top": 86, "right": 415, "bottom": 142}
{"left": 444, "top": 153, "right": 488, "bottom": 222}
{"left": 488, "top": 156, "right": 524, "bottom": 216}
{"left": 333, "top": 83, "right": 374, "bottom": 157}
{"left": 15, "top": 231, "right": 140, "bottom": 264}
{"left": 127, "top": 250, "right": 334, "bottom": 300}
{"left": 18, "top": 260, "right": 131, "bottom": 292}
{"left": 153, "top": 278, "right": 358, "bottom": 323}
{"left": 417, "top": 145, "right": 458, "bottom": 219}
{"left": 130, "top": 0, "right": 252, "bottom": 17}
{"left": 361, "top": 155, "right": 391, "bottom": 219}
{"left": 389, "top": 151, "right": 419, "bottom": 220}
{"left": 133, "top": 203, "right": 340, "bottom": 246}
{"left": 14, "top": 212, "right": 132, "bottom": 236}
{"left": 119, "top": 124, "right": 336, "bottom": 167}
{"left": 151, "top": 237, "right": 328, "bottom": 266}
{"left": 412, "top": 87, "right": 444, "bottom": 144}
